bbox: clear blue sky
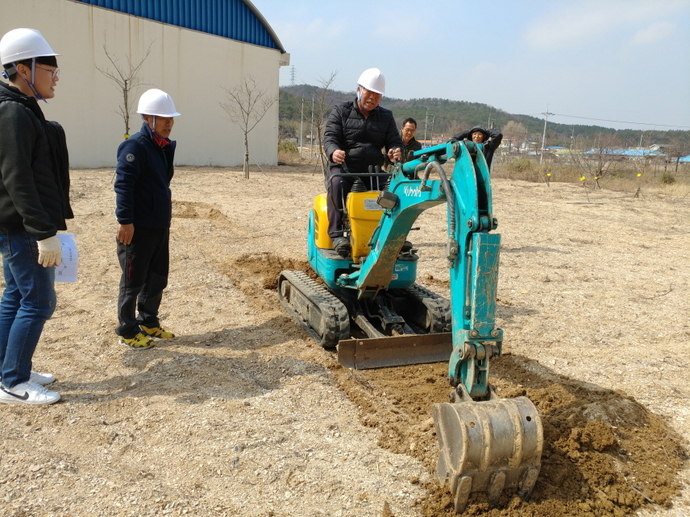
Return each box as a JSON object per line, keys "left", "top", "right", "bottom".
{"left": 254, "top": 0, "right": 690, "bottom": 132}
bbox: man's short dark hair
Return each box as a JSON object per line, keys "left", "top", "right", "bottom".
{"left": 3, "top": 56, "right": 58, "bottom": 81}
{"left": 402, "top": 117, "right": 417, "bottom": 128}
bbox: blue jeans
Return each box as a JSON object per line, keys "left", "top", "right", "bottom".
{"left": 0, "top": 230, "right": 56, "bottom": 388}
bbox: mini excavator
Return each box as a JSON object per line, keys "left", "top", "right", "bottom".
{"left": 278, "top": 140, "right": 543, "bottom": 513}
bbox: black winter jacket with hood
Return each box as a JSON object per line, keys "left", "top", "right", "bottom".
{"left": 0, "top": 82, "right": 73, "bottom": 240}
{"left": 452, "top": 126, "right": 503, "bottom": 168}
{"left": 323, "top": 98, "right": 403, "bottom": 173}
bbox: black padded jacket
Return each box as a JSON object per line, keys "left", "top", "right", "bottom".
{"left": 323, "top": 99, "right": 403, "bottom": 173}
{"left": 0, "top": 82, "right": 72, "bottom": 240}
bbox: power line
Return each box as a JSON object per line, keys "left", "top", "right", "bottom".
{"left": 551, "top": 113, "right": 690, "bottom": 130}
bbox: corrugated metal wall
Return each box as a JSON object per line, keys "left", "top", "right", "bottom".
{"left": 73, "top": 0, "right": 279, "bottom": 49}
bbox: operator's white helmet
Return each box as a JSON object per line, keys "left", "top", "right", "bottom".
{"left": 0, "top": 28, "right": 59, "bottom": 65}
{"left": 357, "top": 68, "right": 385, "bottom": 95}
{"left": 136, "top": 88, "right": 181, "bottom": 117}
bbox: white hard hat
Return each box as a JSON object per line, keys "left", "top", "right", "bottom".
{"left": 136, "top": 88, "right": 181, "bottom": 117}
{"left": 0, "top": 28, "right": 58, "bottom": 65}
{"left": 357, "top": 68, "right": 385, "bottom": 95}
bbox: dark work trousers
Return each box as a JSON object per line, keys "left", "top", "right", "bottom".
{"left": 116, "top": 227, "right": 170, "bottom": 339}
{"left": 327, "top": 168, "right": 390, "bottom": 239}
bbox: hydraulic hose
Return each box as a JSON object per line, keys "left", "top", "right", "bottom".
{"left": 420, "top": 160, "right": 456, "bottom": 237}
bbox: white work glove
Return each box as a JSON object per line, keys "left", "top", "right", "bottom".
{"left": 37, "top": 235, "right": 62, "bottom": 267}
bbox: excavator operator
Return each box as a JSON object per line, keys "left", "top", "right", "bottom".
{"left": 323, "top": 68, "right": 403, "bottom": 258}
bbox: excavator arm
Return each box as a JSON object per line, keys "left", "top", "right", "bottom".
{"left": 339, "top": 140, "right": 542, "bottom": 512}
{"left": 338, "top": 140, "right": 500, "bottom": 398}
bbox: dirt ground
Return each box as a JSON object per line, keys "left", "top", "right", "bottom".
{"left": 1, "top": 164, "right": 688, "bottom": 517}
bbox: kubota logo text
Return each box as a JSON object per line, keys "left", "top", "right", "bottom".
{"left": 404, "top": 186, "right": 422, "bottom": 197}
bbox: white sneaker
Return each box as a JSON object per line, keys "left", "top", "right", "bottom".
{"left": 30, "top": 371, "right": 56, "bottom": 385}
{"left": 0, "top": 381, "right": 61, "bottom": 405}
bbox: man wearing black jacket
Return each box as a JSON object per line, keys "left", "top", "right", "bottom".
{"left": 323, "top": 68, "right": 403, "bottom": 258}
{"left": 400, "top": 117, "right": 423, "bottom": 163}
{"left": 0, "top": 28, "right": 72, "bottom": 405}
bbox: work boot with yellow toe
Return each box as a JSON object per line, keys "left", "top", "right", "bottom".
{"left": 119, "top": 332, "right": 155, "bottom": 349}
{"left": 141, "top": 325, "right": 175, "bottom": 339}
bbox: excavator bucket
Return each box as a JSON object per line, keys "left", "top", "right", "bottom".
{"left": 338, "top": 333, "right": 453, "bottom": 369}
{"left": 432, "top": 387, "right": 543, "bottom": 513}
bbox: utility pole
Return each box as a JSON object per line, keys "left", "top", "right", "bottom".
{"left": 299, "top": 96, "right": 304, "bottom": 158}
{"left": 430, "top": 115, "right": 436, "bottom": 145}
{"left": 540, "top": 108, "right": 554, "bottom": 166}
{"left": 310, "top": 97, "right": 315, "bottom": 159}
{"left": 424, "top": 108, "right": 429, "bottom": 143}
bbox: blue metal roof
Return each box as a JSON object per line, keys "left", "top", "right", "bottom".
{"left": 73, "top": 0, "right": 285, "bottom": 52}
{"left": 584, "top": 148, "right": 664, "bottom": 157}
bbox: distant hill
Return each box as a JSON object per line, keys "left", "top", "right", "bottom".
{"left": 279, "top": 84, "right": 689, "bottom": 149}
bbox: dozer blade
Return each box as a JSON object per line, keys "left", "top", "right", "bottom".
{"left": 338, "top": 333, "right": 452, "bottom": 369}
{"left": 432, "top": 389, "right": 543, "bottom": 513}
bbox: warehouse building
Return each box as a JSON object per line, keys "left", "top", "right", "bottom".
{"left": 1, "top": 0, "right": 289, "bottom": 167}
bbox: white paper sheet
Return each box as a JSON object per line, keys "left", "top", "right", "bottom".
{"left": 55, "top": 233, "right": 79, "bottom": 283}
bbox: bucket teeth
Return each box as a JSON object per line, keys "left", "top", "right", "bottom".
{"left": 518, "top": 466, "right": 540, "bottom": 501}
{"left": 453, "top": 475, "right": 473, "bottom": 514}
{"left": 488, "top": 471, "right": 507, "bottom": 507}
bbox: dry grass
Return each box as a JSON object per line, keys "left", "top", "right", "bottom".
{"left": 279, "top": 148, "right": 690, "bottom": 199}
{"left": 493, "top": 156, "right": 690, "bottom": 197}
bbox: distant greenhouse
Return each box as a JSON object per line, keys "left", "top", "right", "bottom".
{"left": 584, "top": 148, "right": 665, "bottom": 158}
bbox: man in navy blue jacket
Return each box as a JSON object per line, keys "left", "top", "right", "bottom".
{"left": 114, "top": 89, "right": 180, "bottom": 348}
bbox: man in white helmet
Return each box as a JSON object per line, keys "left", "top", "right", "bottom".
{"left": 323, "top": 68, "right": 403, "bottom": 258}
{"left": 0, "top": 28, "right": 72, "bottom": 405}
{"left": 114, "top": 88, "right": 180, "bottom": 349}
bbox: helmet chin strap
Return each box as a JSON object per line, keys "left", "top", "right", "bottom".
{"left": 12, "top": 58, "right": 47, "bottom": 103}
{"left": 28, "top": 58, "right": 46, "bottom": 103}
{"left": 143, "top": 114, "right": 164, "bottom": 138}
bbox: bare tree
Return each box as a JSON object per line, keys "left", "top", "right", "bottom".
{"left": 312, "top": 72, "right": 338, "bottom": 175}
{"left": 502, "top": 121, "right": 528, "bottom": 152}
{"left": 569, "top": 133, "right": 624, "bottom": 189}
{"left": 446, "top": 120, "right": 470, "bottom": 139}
{"left": 665, "top": 134, "right": 690, "bottom": 174}
{"left": 220, "top": 76, "right": 278, "bottom": 179}
{"left": 95, "top": 42, "right": 153, "bottom": 138}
